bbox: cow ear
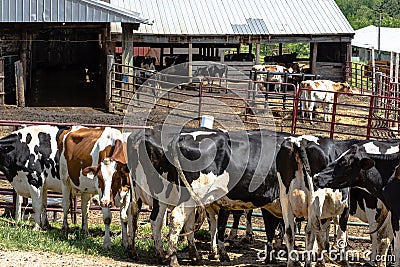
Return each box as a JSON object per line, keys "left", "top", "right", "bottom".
{"left": 82, "top": 165, "right": 99, "bottom": 177}
{"left": 112, "top": 140, "right": 127, "bottom": 164}
{"left": 360, "top": 158, "right": 375, "bottom": 170}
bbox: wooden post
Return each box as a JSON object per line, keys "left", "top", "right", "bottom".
{"left": 122, "top": 23, "right": 134, "bottom": 106}
{"left": 20, "top": 31, "right": 28, "bottom": 96}
{"left": 311, "top": 42, "right": 318, "bottom": 74}
{"left": 255, "top": 43, "right": 261, "bottom": 65}
{"left": 188, "top": 42, "right": 193, "bottom": 82}
{"left": 0, "top": 58, "right": 4, "bottom": 105}
{"left": 15, "top": 61, "right": 25, "bottom": 107}
{"left": 106, "top": 55, "right": 115, "bottom": 112}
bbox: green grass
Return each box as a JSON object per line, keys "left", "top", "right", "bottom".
{"left": 0, "top": 217, "right": 188, "bottom": 261}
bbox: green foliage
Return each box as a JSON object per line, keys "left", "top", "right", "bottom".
{"left": 335, "top": 0, "right": 400, "bottom": 29}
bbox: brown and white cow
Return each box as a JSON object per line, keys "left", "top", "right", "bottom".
{"left": 252, "top": 64, "right": 293, "bottom": 92}
{"left": 299, "top": 80, "right": 353, "bottom": 123}
{"left": 59, "top": 126, "right": 128, "bottom": 249}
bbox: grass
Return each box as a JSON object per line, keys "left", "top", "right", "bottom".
{"left": 0, "top": 216, "right": 188, "bottom": 261}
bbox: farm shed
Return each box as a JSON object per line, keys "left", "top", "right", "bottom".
{"left": 352, "top": 25, "right": 400, "bottom": 62}
{"left": 110, "top": 0, "right": 354, "bottom": 81}
{"left": 0, "top": 0, "right": 151, "bottom": 108}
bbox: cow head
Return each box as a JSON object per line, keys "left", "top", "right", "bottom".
{"left": 336, "top": 82, "right": 353, "bottom": 94}
{"left": 314, "top": 145, "right": 374, "bottom": 189}
{"left": 82, "top": 158, "right": 129, "bottom": 208}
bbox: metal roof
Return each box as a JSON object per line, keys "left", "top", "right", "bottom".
{"left": 0, "top": 0, "right": 153, "bottom": 24}
{"left": 110, "top": 0, "right": 353, "bottom": 36}
{"left": 352, "top": 25, "right": 400, "bottom": 53}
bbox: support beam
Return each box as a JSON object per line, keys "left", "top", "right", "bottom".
{"left": 255, "top": 43, "right": 261, "bottom": 64}
{"left": 122, "top": 23, "right": 134, "bottom": 102}
{"left": 188, "top": 42, "right": 193, "bottom": 79}
{"left": 396, "top": 52, "right": 399, "bottom": 84}
{"left": 311, "top": 42, "right": 318, "bottom": 74}
{"left": 390, "top": 51, "right": 394, "bottom": 81}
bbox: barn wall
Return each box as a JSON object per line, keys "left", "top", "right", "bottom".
{"left": 314, "top": 42, "right": 349, "bottom": 82}
{"left": 0, "top": 32, "right": 20, "bottom": 56}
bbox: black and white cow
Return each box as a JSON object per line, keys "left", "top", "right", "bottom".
{"left": 0, "top": 125, "right": 69, "bottom": 230}
{"left": 127, "top": 128, "right": 285, "bottom": 266}
{"left": 314, "top": 140, "right": 400, "bottom": 267}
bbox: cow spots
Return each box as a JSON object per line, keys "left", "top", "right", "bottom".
{"left": 363, "top": 141, "right": 399, "bottom": 155}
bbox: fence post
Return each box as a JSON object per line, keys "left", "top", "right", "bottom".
{"left": 0, "top": 58, "right": 4, "bottom": 105}
{"left": 366, "top": 95, "right": 375, "bottom": 140}
{"left": 291, "top": 86, "right": 300, "bottom": 134}
{"left": 330, "top": 92, "right": 338, "bottom": 139}
{"left": 198, "top": 79, "right": 203, "bottom": 127}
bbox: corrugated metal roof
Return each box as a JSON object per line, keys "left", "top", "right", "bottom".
{"left": 352, "top": 25, "right": 400, "bottom": 53}
{"left": 0, "top": 0, "right": 153, "bottom": 24}
{"left": 110, "top": 0, "right": 353, "bottom": 36}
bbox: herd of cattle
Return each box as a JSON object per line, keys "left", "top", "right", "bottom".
{"left": 1, "top": 123, "right": 400, "bottom": 267}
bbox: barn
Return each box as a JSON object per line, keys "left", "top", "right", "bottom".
{"left": 0, "top": 0, "right": 354, "bottom": 109}
{"left": 110, "top": 0, "right": 354, "bottom": 80}
{"left": 0, "top": 0, "right": 151, "bottom": 107}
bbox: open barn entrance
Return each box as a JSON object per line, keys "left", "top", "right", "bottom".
{"left": 27, "top": 28, "right": 104, "bottom": 107}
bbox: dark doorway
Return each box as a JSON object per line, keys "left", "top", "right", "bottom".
{"left": 28, "top": 28, "right": 105, "bottom": 107}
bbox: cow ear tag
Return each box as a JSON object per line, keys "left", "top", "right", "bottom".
{"left": 360, "top": 158, "right": 374, "bottom": 170}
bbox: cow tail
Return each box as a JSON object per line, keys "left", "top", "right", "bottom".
{"left": 170, "top": 136, "right": 206, "bottom": 235}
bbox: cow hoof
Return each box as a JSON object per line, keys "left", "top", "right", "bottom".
{"left": 103, "top": 242, "right": 112, "bottom": 250}
{"left": 61, "top": 226, "right": 69, "bottom": 236}
{"left": 127, "top": 249, "right": 140, "bottom": 260}
{"left": 188, "top": 246, "right": 201, "bottom": 264}
{"left": 208, "top": 253, "right": 219, "bottom": 260}
{"left": 218, "top": 252, "right": 230, "bottom": 262}
{"left": 240, "top": 235, "right": 254, "bottom": 244}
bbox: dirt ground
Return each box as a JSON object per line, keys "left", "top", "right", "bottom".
{"left": 0, "top": 102, "right": 392, "bottom": 266}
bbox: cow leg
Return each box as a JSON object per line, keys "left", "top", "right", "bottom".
{"left": 242, "top": 209, "right": 254, "bottom": 243}
{"left": 127, "top": 198, "right": 141, "bottom": 260}
{"left": 183, "top": 209, "right": 202, "bottom": 264}
{"left": 167, "top": 205, "right": 194, "bottom": 267}
{"left": 335, "top": 206, "right": 350, "bottom": 267}
{"left": 28, "top": 184, "right": 44, "bottom": 231}
{"left": 61, "top": 183, "right": 72, "bottom": 236}
{"left": 278, "top": 175, "right": 298, "bottom": 267}
{"left": 80, "top": 193, "right": 91, "bottom": 237}
{"left": 101, "top": 206, "right": 112, "bottom": 249}
{"left": 391, "top": 213, "right": 400, "bottom": 267}
{"left": 375, "top": 218, "right": 391, "bottom": 267}
{"left": 206, "top": 207, "right": 219, "bottom": 260}
{"left": 150, "top": 200, "right": 168, "bottom": 263}
{"left": 217, "top": 208, "right": 230, "bottom": 262}
{"left": 119, "top": 191, "right": 130, "bottom": 248}
{"left": 308, "top": 100, "right": 315, "bottom": 124}
{"left": 41, "top": 187, "right": 51, "bottom": 230}
{"left": 227, "top": 210, "right": 241, "bottom": 240}
{"left": 366, "top": 207, "right": 379, "bottom": 265}
{"left": 261, "top": 208, "right": 281, "bottom": 264}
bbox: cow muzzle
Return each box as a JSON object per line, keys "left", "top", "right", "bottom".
{"left": 100, "top": 200, "right": 113, "bottom": 208}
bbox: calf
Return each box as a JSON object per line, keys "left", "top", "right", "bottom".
{"left": 0, "top": 125, "right": 69, "bottom": 230}
{"left": 300, "top": 80, "right": 353, "bottom": 123}
{"left": 315, "top": 140, "right": 400, "bottom": 266}
{"left": 59, "top": 126, "right": 127, "bottom": 249}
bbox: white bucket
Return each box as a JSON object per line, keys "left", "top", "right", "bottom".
{"left": 201, "top": 115, "right": 214, "bottom": 129}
